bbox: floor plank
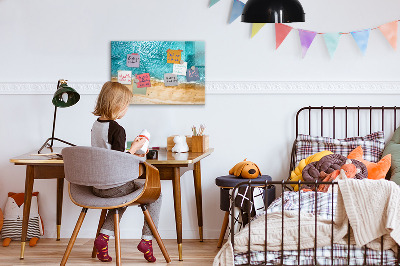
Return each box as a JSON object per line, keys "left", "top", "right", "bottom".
{"left": 0, "top": 239, "right": 221, "bottom": 265}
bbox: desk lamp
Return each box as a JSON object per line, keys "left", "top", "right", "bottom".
{"left": 38, "top": 79, "right": 80, "bottom": 154}
{"left": 241, "top": 0, "right": 305, "bottom": 23}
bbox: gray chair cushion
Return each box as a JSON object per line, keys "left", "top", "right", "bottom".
{"left": 69, "top": 180, "right": 145, "bottom": 208}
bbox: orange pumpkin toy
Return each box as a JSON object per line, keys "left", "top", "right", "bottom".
{"left": 229, "top": 159, "right": 261, "bottom": 179}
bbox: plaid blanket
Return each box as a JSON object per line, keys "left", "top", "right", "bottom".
{"left": 235, "top": 244, "right": 397, "bottom": 265}
{"left": 234, "top": 191, "right": 397, "bottom": 265}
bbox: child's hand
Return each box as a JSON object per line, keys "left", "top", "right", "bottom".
{"left": 129, "top": 137, "right": 147, "bottom": 155}
{"left": 134, "top": 149, "right": 149, "bottom": 157}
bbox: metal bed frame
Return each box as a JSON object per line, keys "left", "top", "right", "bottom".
{"left": 230, "top": 106, "right": 400, "bottom": 266}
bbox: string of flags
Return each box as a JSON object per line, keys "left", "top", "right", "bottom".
{"left": 210, "top": 0, "right": 399, "bottom": 58}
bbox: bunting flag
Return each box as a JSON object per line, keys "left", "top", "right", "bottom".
{"left": 209, "top": 0, "right": 220, "bottom": 7}
{"left": 251, "top": 23, "right": 266, "bottom": 38}
{"left": 298, "top": 30, "right": 317, "bottom": 58}
{"left": 351, "top": 29, "right": 370, "bottom": 55}
{"left": 378, "top": 21, "right": 398, "bottom": 50}
{"left": 275, "top": 23, "right": 293, "bottom": 49}
{"left": 207, "top": 6, "right": 400, "bottom": 57}
{"left": 229, "top": 0, "right": 245, "bottom": 24}
{"left": 323, "top": 33, "right": 341, "bottom": 58}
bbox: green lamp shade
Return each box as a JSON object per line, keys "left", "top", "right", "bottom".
{"left": 52, "top": 84, "right": 80, "bottom": 108}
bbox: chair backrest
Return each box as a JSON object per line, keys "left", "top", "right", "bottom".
{"left": 62, "top": 146, "right": 144, "bottom": 187}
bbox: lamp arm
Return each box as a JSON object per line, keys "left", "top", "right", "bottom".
{"left": 50, "top": 79, "right": 61, "bottom": 148}
{"left": 50, "top": 105, "right": 57, "bottom": 148}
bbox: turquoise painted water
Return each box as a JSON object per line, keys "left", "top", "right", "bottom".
{"left": 111, "top": 41, "right": 205, "bottom": 84}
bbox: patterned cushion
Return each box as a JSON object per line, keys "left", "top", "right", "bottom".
{"left": 295, "top": 131, "right": 385, "bottom": 166}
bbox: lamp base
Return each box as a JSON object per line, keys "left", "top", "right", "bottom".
{"left": 38, "top": 137, "right": 76, "bottom": 154}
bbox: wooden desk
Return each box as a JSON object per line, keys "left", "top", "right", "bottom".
{"left": 10, "top": 147, "right": 213, "bottom": 261}
{"left": 9, "top": 148, "right": 64, "bottom": 259}
{"left": 146, "top": 148, "right": 213, "bottom": 260}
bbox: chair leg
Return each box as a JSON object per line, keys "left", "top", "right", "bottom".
{"left": 91, "top": 209, "right": 108, "bottom": 258}
{"left": 141, "top": 205, "right": 171, "bottom": 263}
{"left": 60, "top": 208, "right": 88, "bottom": 266}
{"left": 217, "top": 211, "right": 230, "bottom": 248}
{"left": 114, "top": 209, "right": 121, "bottom": 266}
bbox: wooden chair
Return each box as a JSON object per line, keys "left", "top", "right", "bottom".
{"left": 60, "top": 146, "right": 171, "bottom": 265}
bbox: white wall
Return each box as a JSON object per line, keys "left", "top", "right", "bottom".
{"left": 1, "top": 0, "right": 400, "bottom": 240}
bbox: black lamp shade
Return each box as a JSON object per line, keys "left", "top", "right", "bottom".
{"left": 242, "top": 0, "right": 305, "bottom": 23}
{"left": 52, "top": 84, "right": 80, "bottom": 108}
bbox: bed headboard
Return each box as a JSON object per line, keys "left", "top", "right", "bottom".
{"left": 290, "top": 106, "right": 400, "bottom": 178}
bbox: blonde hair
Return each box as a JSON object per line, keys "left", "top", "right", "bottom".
{"left": 93, "top": 81, "right": 133, "bottom": 120}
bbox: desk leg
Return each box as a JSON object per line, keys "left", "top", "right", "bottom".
{"left": 20, "top": 165, "right": 35, "bottom": 259}
{"left": 56, "top": 178, "right": 64, "bottom": 241}
{"left": 193, "top": 161, "right": 203, "bottom": 242}
{"left": 172, "top": 167, "right": 183, "bottom": 261}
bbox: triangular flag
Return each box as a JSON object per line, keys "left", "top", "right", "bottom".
{"left": 323, "top": 33, "right": 341, "bottom": 58}
{"left": 251, "top": 23, "right": 266, "bottom": 38}
{"left": 298, "top": 29, "right": 317, "bottom": 58}
{"left": 378, "top": 21, "right": 398, "bottom": 50}
{"left": 229, "top": 0, "right": 245, "bottom": 24}
{"left": 351, "top": 29, "right": 370, "bottom": 55}
{"left": 209, "top": 0, "right": 220, "bottom": 7}
{"left": 275, "top": 23, "right": 293, "bottom": 49}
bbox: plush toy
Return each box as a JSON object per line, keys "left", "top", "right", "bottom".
{"left": 172, "top": 135, "right": 189, "bottom": 153}
{"left": 229, "top": 159, "right": 261, "bottom": 179}
{"left": 1, "top": 192, "right": 44, "bottom": 247}
{"left": 348, "top": 146, "right": 391, "bottom": 180}
{"left": 289, "top": 150, "right": 333, "bottom": 191}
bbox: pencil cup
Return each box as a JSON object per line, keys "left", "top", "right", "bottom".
{"left": 191, "top": 135, "right": 209, "bottom": 153}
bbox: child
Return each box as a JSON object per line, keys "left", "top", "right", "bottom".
{"left": 91, "top": 81, "right": 162, "bottom": 263}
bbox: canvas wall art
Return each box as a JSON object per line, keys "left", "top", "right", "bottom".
{"left": 111, "top": 41, "right": 205, "bottom": 105}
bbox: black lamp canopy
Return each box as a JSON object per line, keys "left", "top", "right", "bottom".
{"left": 38, "top": 79, "right": 80, "bottom": 154}
{"left": 241, "top": 0, "right": 305, "bottom": 23}
{"left": 52, "top": 82, "right": 80, "bottom": 108}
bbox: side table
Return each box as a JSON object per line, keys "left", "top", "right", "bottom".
{"left": 215, "top": 175, "right": 275, "bottom": 248}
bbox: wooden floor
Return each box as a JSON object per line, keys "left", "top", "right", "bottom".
{"left": 0, "top": 239, "right": 221, "bottom": 265}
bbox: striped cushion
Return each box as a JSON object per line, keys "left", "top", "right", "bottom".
{"left": 295, "top": 131, "right": 385, "bottom": 166}
{"left": 1, "top": 217, "right": 40, "bottom": 240}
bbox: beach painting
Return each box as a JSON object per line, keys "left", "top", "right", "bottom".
{"left": 111, "top": 41, "right": 205, "bottom": 105}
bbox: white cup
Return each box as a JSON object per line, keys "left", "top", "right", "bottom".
{"left": 135, "top": 129, "right": 150, "bottom": 154}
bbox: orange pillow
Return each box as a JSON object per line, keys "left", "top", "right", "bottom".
{"left": 347, "top": 146, "right": 391, "bottom": 180}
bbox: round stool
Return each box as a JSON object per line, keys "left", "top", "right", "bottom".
{"left": 215, "top": 175, "right": 275, "bottom": 248}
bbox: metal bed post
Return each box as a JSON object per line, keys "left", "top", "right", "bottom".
{"left": 331, "top": 183, "right": 334, "bottom": 265}
{"left": 314, "top": 180, "right": 318, "bottom": 266}
{"left": 281, "top": 181, "right": 285, "bottom": 266}
{"left": 264, "top": 180, "right": 268, "bottom": 266}
{"left": 298, "top": 180, "right": 301, "bottom": 266}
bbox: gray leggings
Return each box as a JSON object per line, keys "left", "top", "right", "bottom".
{"left": 92, "top": 180, "right": 162, "bottom": 240}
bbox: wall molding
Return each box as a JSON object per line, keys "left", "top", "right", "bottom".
{"left": 1, "top": 81, "right": 400, "bottom": 95}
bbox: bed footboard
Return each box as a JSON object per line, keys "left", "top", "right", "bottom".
{"left": 230, "top": 180, "right": 400, "bottom": 266}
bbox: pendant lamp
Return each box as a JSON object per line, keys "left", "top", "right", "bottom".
{"left": 242, "top": 0, "right": 305, "bottom": 23}
{"left": 38, "top": 79, "right": 80, "bottom": 154}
